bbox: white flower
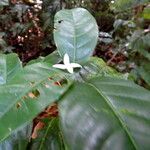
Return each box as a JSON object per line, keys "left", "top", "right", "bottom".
{"left": 36, "top": 0, "right": 43, "bottom": 4}
{"left": 53, "top": 53, "right": 82, "bottom": 74}
{"left": 111, "top": 1, "right": 115, "bottom": 4}
{"left": 125, "top": 43, "right": 129, "bottom": 47}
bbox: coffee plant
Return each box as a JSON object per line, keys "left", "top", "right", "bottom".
{"left": 0, "top": 6, "right": 150, "bottom": 150}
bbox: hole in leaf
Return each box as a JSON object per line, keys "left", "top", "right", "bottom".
{"left": 22, "top": 96, "right": 27, "bottom": 100}
{"left": 28, "top": 92, "right": 36, "bottom": 99}
{"left": 28, "top": 89, "right": 40, "bottom": 99}
{"left": 16, "top": 102, "right": 21, "bottom": 108}
{"left": 58, "top": 20, "right": 63, "bottom": 23}
{"left": 54, "top": 79, "right": 68, "bottom": 86}
{"left": 59, "top": 79, "right": 68, "bottom": 85}
{"left": 54, "top": 81, "right": 62, "bottom": 86}
{"left": 48, "top": 77, "right": 53, "bottom": 81}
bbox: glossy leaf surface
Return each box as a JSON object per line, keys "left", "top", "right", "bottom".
{"left": 78, "top": 57, "right": 126, "bottom": 80}
{"left": 0, "top": 62, "right": 72, "bottom": 142}
{"left": 27, "top": 51, "right": 62, "bottom": 66}
{"left": 0, "top": 53, "right": 22, "bottom": 85}
{"left": 59, "top": 77, "right": 150, "bottom": 150}
{"left": 0, "top": 123, "right": 32, "bottom": 150}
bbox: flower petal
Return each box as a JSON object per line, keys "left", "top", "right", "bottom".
{"left": 67, "top": 66, "right": 74, "bottom": 74}
{"left": 64, "top": 53, "right": 70, "bottom": 65}
{"left": 52, "top": 64, "right": 66, "bottom": 69}
{"left": 70, "top": 63, "right": 82, "bottom": 68}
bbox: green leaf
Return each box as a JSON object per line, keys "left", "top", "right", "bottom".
{"left": 30, "top": 118, "right": 67, "bottom": 150}
{"left": 43, "top": 51, "right": 62, "bottom": 65}
{"left": 26, "top": 57, "right": 45, "bottom": 65}
{"left": 0, "top": 0, "right": 9, "bottom": 6}
{"left": 79, "top": 57, "right": 126, "bottom": 80}
{"left": 0, "top": 123, "right": 32, "bottom": 150}
{"left": 142, "top": 6, "right": 150, "bottom": 19}
{"left": 0, "top": 62, "right": 72, "bottom": 142}
{"left": 54, "top": 8, "right": 98, "bottom": 63}
{"left": 27, "top": 51, "right": 61, "bottom": 65}
{"left": 138, "top": 61, "right": 150, "bottom": 86}
{"left": 130, "top": 32, "right": 150, "bottom": 60}
{"left": 59, "top": 77, "right": 150, "bottom": 150}
{"left": 0, "top": 53, "right": 22, "bottom": 85}
{"left": 72, "top": 57, "right": 127, "bottom": 82}
{"left": 111, "top": 0, "right": 149, "bottom": 11}
{"left": 0, "top": 38, "right": 7, "bottom": 47}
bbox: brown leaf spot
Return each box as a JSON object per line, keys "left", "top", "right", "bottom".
{"left": 22, "top": 96, "right": 27, "bottom": 100}
{"left": 30, "top": 82, "right": 35, "bottom": 86}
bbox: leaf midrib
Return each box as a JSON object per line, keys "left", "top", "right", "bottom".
{"left": 7, "top": 59, "right": 21, "bottom": 80}
{"left": 87, "top": 82, "right": 138, "bottom": 150}
{"left": 71, "top": 10, "right": 77, "bottom": 62}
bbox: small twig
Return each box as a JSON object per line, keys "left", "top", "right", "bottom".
{"left": 106, "top": 51, "right": 118, "bottom": 65}
{"left": 107, "top": 46, "right": 126, "bottom": 65}
{"left": 144, "top": 27, "right": 150, "bottom": 33}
